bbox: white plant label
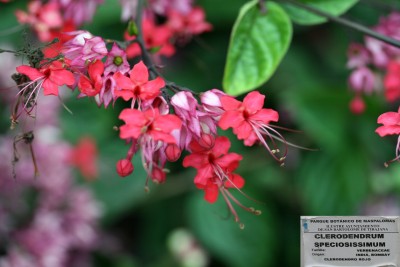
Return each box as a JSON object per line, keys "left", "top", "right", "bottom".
{"left": 301, "top": 216, "right": 400, "bottom": 267}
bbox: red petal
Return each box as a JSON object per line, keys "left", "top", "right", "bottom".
{"left": 243, "top": 91, "right": 265, "bottom": 113}
{"left": 250, "top": 108, "right": 279, "bottom": 124}
{"left": 17, "top": 65, "right": 43, "bottom": 81}
{"left": 376, "top": 125, "right": 400, "bottom": 137}
{"left": 78, "top": 75, "right": 94, "bottom": 95}
{"left": 225, "top": 173, "right": 245, "bottom": 189}
{"left": 215, "top": 153, "right": 242, "bottom": 170}
{"left": 234, "top": 121, "right": 253, "bottom": 140}
{"left": 115, "top": 89, "right": 134, "bottom": 101}
{"left": 194, "top": 165, "right": 213, "bottom": 187}
{"left": 119, "top": 108, "right": 146, "bottom": 125}
{"left": 140, "top": 76, "right": 165, "bottom": 100}
{"left": 88, "top": 60, "right": 104, "bottom": 78}
{"left": 153, "top": 114, "right": 182, "bottom": 132}
{"left": 377, "top": 111, "right": 400, "bottom": 125}
{"left": 130, "top": 61, "right": 149, "bottom": 84}
{"left": 119, "top": 125, "right": 142, "bottom": 139}
{"left": 114, "top": 72, "right": 134, "bottom": 90}
{"left": 204, "top": 182, "right": 219, "bottom": 203}
{"left": 220, "top": 95, "right": 241, "bottom": 110}
{"left": 149, "top": 130, "right": 176, "bottom": 143}
{"left": 42, "top": 79, "right": 59, "bottom": 96}
{"left": 218, "top": 110, "right": 243, "bottom": 130}
{"left": 183, "top": 153, "right": 208, "bottom": 168}
{"left": 211, "top": 136, "right": 231, "bottom": 157}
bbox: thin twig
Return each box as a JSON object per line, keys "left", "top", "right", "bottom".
{"left": 281, "top": 0, "right": 400, "bottom": 49}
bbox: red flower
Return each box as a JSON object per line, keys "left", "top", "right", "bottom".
{"left": 16, "top": 60, "right": 75, "bottom": 96}
{"left": 376, "top": 107, "right": 400, "bottom": 167}
{"left": 78, "top": 60, "right": 104, "bottom": 97}
{"left": 183, "top": 136, "right": 242, "bottom": 189}
{"left": 68, "top": 137, "right": 98, "bottom": 180}
{"left": 183, "top": 135, "right": 257, "bottom": 226}
{"left": 119, "top": 108, "right": 181, "bottom": 144}
{"left": 218, "top": 91, "right": 287, "bottom": 163}
{"left": 384, "top": 61, "right": 400, "bottom": 102}
{"left": 114, "top": 61, "right": 165, "bottom": 103}
{"left": 376, "top": 107, "right": 400, "bottom": 137}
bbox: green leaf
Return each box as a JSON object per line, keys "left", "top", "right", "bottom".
{"left": 187, "top": 193, "right": 278, "bottom": 267}
{"left": 223, "top": 1, "right": 292, "bottom": 96}
{"left": 281, "top": 0, "right": 359, "bottom": 25}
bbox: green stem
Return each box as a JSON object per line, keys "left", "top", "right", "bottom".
{"left": 280, "top": 0, "right": 400, "bottom": 49}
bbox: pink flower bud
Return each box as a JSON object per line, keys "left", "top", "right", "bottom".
{"left": 116, "top": 159, "right": 134, "bottom": 177}
{"left": 165, "top": 144, "right": 181, "bottom": 162}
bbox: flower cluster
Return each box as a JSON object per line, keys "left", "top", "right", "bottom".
{"left": 11, "top": 0, "right": 288, "bottom": 226}
{"left": 347, "top": 12, "right": 400, "bottom": 114}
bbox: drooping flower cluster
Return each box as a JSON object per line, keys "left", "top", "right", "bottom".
{"left": 10, "top": 0, "right": 290, "bottom": 226}
{"left": 347, "top": 12, "right": 400, "bottom": 114}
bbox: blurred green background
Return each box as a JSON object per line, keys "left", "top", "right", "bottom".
{"left": 1, "top": 0, "right": 400, "bottom": 266}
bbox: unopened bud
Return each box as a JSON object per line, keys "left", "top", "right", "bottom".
{"left": 116, "top": 159, "right": 134, "bottom": 177}
{"left": 149, "top": 46, "right": 162, "bottom": 54}
{"left": 151, "top": 167, "right": 166, "bottom": 184}
{"left": 254, "top": 210, "right": 262, "bottom": 215}
{"left": 199, "top": 133, "right": 214, "bottom": 148}
{"left": 165, "top": 144, "right": 181, "bottom": 162}
{"left": 127, "top": 20, "right": 138, "bottom": 36}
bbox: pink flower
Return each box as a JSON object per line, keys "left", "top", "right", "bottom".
{"left": 50, "top": 0, "right": 104, "bottom": 26}
{"left": 348, "top": 67, "right": 375, "bottom": 94}
{"left": 150, "top": 0, "right": 193, "bottom": 15}
{"left": 104, "top": 43, "right": 130, "bottom": 76}
{"left": 114, "top": 61, "right": 165, "bottom": 104}
{"left": 171, "top": 91, "right": 219, "bottom": 151}
{"left": 62, "top": 31, "right": 107, "bottom": 69}
{"left": 78, "top": 60, "right": 104, "bottom": 97}
{"left": 200, "top": 89, "right": 226, "bottom": 117}
{"left": 346, "top": 43, "right": 370, "bottom": 69}
{"left": 16, "top": 61, "right": 75, "bottom": 96}
{"left": 218, "top": 91, "right": 285, "bottom": 162}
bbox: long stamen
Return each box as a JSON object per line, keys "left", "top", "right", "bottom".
{"left": 219, "top": 187, "right": 243, "bottom": 229}
{"left": 223, "top": 189, "right": 261, "bottom": 215}
{"left": 384, "top": 136, "right": 400, "bottom": 167}
{"left": 251, "top": 124, "right": 283, "bottom": 163}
